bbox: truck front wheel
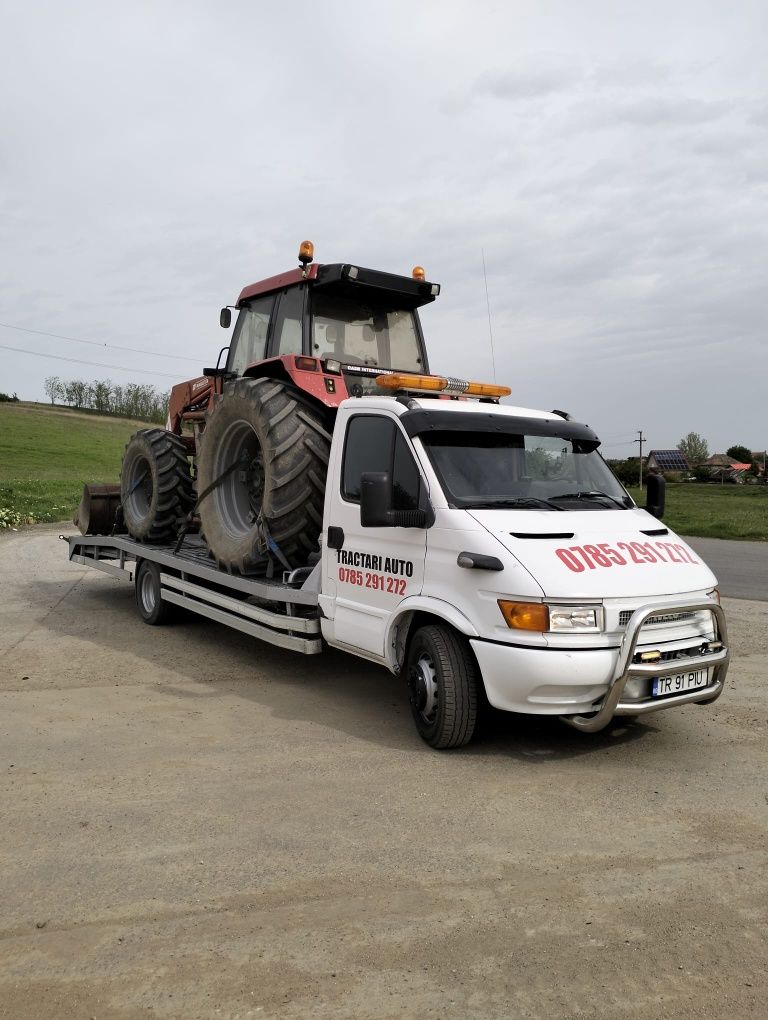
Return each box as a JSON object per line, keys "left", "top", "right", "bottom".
{"left": 406, "top": 624, "right": 478, "bottom": 749}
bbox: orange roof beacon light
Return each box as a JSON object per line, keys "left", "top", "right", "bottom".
{"left": 298, "top": 240, "right": 314, "bottom": 267}
{"left": 412, "top": 266, "right": 426, "bottom": 280}
{"left": 375, "top": 372, "right": 511, "bottom": 399}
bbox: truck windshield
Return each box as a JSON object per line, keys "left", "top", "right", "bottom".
{"left": 311, "top": 294, "right": 425, "bottom": 371}
{"left": 422, "top": 432, "right": 632, "bottom": 510}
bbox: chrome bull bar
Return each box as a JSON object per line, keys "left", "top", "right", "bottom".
{"left": 561, "top": 600, "right": 729, "bottom": 733}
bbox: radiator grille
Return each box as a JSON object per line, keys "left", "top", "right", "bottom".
{"left": 619, "top": 610, "right": 696, "bottom": 628}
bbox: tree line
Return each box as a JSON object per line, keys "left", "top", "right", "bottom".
{"left": 44, "top": 376, "right": 169, "bottom": 424}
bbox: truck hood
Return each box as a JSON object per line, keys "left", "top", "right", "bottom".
{"left": 467, "top": 507, "right": 717, "bottom": 599}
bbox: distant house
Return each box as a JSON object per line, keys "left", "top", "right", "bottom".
{"left": 646, "top": 450, "right": 689, "bottom": 473}
{"left": 703, "top": 454, "right": 753, "bottom": 483}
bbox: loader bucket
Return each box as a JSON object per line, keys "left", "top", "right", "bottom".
{"left": 73, "top": 483, "right": 121, "bottom": 535}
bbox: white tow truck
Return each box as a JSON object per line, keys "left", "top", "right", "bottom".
{"left": 66, "top": 375, "right": 730, "bottom": 748}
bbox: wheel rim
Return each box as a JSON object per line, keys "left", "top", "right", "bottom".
{"left": 410, "top": 653, "right": 439, "bottom": 724}
{"left": 212, "top": 419, "right": 265, "bottom": 539}
{"left": 125, "top": 454, "right": 153, "bottom": 517}
{"left": 139, "top": 570, "right": 156, "bottom": 613}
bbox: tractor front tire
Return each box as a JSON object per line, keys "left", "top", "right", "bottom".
{"left": 120, "top": 429, "right": 194, "bottom": 543}
{"left": 196, "top": 377, "right": 330, "bottom": 575}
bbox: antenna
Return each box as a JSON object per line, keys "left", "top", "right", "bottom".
{"left": 481, "top": 248, "right": 497, "bottom": 383}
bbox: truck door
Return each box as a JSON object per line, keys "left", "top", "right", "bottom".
{"left": 322, "top": 412, "right": 428, "bottom": 658}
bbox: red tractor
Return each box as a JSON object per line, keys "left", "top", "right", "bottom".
{"left": 117, "top": 242, "right": 441, "bottom": 574}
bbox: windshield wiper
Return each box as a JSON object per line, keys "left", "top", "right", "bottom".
{"left": 467, "top": 497, "right": 566, "bottom": 511}
{"left": 550, "top": 490, "right": 628, "bottom": 509}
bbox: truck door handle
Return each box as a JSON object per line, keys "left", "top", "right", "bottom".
{"left": 327, "top": 526, "right": 345, "bottom": 550}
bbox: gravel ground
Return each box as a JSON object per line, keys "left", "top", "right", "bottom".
{"left": 1, "top": 524, "right": 766, "bottom": 1019}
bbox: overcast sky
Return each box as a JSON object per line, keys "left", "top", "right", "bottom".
{"left": 1, "top": 0, "right": 766, "bottom": 456}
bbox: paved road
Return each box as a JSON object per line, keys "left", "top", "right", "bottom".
{"left": 1, "top": 524, "right": 767, "bottom": 1019}
{"left": 683, "top": 536, "right": 768, "bottom": 601}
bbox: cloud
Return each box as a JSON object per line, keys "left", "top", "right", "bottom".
{"left": 472, "top": 65, "right": 581, "bottom": 101}
{"left": 614, "top": 96, "right": 731, "bottom": 126}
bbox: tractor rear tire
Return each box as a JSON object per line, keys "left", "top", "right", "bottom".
{"left": 121, "top": 429, "right": 194, "bottom": 543}
{"left": 196, "top": 377, "right": 331, "bottom": 575}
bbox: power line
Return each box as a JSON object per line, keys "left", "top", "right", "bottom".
{"left": 0, "top": 321, "right": 207, "bottom": 363}
{"left": 0, "top": 343, "right": 182, "bottom": 379}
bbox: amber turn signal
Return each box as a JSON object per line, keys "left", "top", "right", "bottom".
{"left": 498, "top": 600, "right": 550, "bottom": 632}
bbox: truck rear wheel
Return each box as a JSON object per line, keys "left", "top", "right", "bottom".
{"left": 135, "top": 559, "right": 174, "bottom": 625}
{"left": 407, "top": 624, "right": 479, "bottom": 749}
{"left": 121, "top": 429, "right": 194, "bottom": 543}
{"left": 196, "top": 377, "right": 330, "bottom": 575}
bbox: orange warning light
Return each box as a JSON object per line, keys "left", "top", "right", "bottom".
{"left": 375, "top": 373, "right": 510, "bottom": 398}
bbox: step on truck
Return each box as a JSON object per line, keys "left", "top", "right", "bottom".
{"left": 68, "top": 245, "right": 729, "bottom": 748}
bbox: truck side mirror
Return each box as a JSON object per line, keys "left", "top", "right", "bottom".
{"left": 645, "top": 472, "right": 666, "bottom": 519}
{"left": 220, "top": 307, "right": 232, "bottom": 328}
{"left": 360, "top": 472, "right": 428, "bottom": 529}
{"left": 361, "top": 472, "right": 391, "bottom": 527}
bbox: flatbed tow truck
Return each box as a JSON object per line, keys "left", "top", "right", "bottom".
{"left": 66, "top": 389, "right": 730, "bottom": 749}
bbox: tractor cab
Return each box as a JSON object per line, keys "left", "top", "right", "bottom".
{"left": 168, "top": 243, "right": 440, "bottom": 434}
{"left": 222, "top": 244, "right": 439, "bottom": 406}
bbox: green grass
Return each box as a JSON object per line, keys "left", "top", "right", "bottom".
{"left": 626, "top": 483, "right": 768, "bottom": 541}
{"left": 0, "top": 403, "right": 148, "bottom": 527}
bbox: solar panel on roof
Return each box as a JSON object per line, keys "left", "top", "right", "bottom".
{"left": 649, "top": 450, "right": 689, "bottom": 471}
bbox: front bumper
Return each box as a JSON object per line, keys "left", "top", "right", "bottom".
{"left": 470, "top": 599, "right": 729, "bottom": 733}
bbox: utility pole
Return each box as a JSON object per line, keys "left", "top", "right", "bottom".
{"left": 634, "top": 430, "right": 645, "bottom": 489}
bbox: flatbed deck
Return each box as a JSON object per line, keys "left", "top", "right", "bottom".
{"left": 64, "top": 533, "right": 322, "bottom": 654}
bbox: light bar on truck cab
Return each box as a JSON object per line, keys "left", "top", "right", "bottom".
{"left": 375, "top": 372, "right": 511, "bottom": 398}
{"left": 412, "top": 266, "right": 426, "bottom": 280}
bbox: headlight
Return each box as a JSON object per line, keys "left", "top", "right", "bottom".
{"left": 548, "top": 605, "right": 604, "bottom": 632}
{"left": 497, "top": 601, "right": 604, "bottom": 633}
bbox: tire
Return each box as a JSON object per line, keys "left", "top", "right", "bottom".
{"left": 121, "top": 429, "right": 194, "bottom": 543}
{"left": 406, "top": 624, "right": 479, "bottom": 749}
{"left": 135, "top": 560, "right": 174, "bottom": 625}
{"left": 196, "top": 377, "right": 331, "bottom": 575}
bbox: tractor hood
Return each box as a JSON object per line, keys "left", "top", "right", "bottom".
{"left": 468, "top": 508, "right": 717, "bottom": 599}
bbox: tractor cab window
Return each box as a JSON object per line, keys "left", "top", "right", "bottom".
{"left": 273, "top": 285, "right": 305, "bottom": 357}
{"left": 228, "top": 295, "right": 274, "bottom": 375}
{"left": 311, "top": 294, "right": 424, "bottom": 371}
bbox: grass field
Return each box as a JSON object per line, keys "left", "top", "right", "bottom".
{"left": 0, "top": 402, "right": 147, "bottom": 527}
{"left": 625, "top": 483, "right": 767, "bottom": 541}
{"left": 1, "top": 403, "right": 766, "bottom": 539}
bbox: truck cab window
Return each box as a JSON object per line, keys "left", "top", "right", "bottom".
{"left": 227, "top": 295, "right": 274, "bottom": 375}
{"left": 342, "top": 416, "right": 422, "bottom": 509}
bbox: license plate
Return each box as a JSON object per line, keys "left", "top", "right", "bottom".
{"left": 652, "top": 669, "right": 710, "bottom": 697}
